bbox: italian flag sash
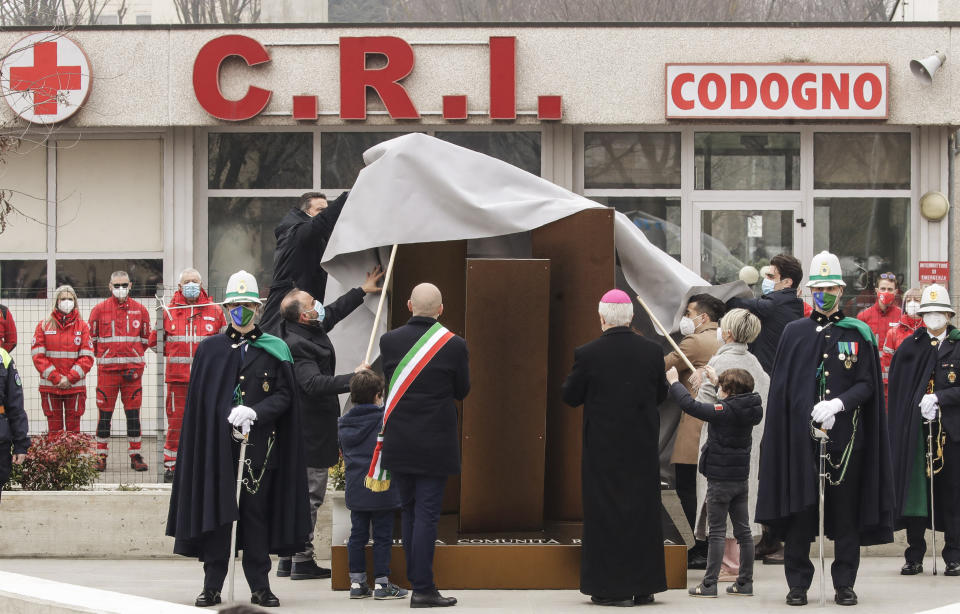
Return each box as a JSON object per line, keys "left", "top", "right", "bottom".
{"left": 365, "top": 322, "right": 455, "bottom": 492}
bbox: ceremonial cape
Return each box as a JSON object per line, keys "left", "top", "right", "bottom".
{"left": 165, "top": 331, "right": 310, "bottom": 558}
{"left": 887, "top": 326, "right": 960, "bottom": 527}
{"left": 755, "top": 316, "right": 894, "bottom": 544}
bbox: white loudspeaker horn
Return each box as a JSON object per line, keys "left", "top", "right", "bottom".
{"left": 910, "top": 51, "right": 946, "bottom": 84}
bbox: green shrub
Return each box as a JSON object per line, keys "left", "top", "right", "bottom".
{"left": 329, "top": 455, "right": 345, "bottom": 491}
{"left": 10, "top": 431, "right": 99, "bottom": 490}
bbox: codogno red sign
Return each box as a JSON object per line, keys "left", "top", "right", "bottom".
{"left": 0, "top": 33, "right": 91, "bottom": 124}
{"left": 665, "top": 64, "right": 888, "bottom": 120}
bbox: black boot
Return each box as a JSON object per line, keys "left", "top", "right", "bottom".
{"left": 901, "top": 561, "right": 923, "bottom": 575}
{"left": 290, "top": 559, "right": 332, "bottom": 580}
{"left": 194, "top": 588, "right": 221, "bottom": 607}
{"left": 251, "top": 588, "right": 280, "bottom": 607}
{"left": 786, "top": 587, "right": 807, "bottom": 606}
{"left": 834, "top": 587, "right": 857, "bottom": 606}
{"left": 411, "top": 589, "right": 457, "bottom": 608}
{"left": 276, "top": 558, "right": 291, "bottom": 578}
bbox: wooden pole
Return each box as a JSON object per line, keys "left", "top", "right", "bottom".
{"left": 635, "top": 294, "right": 696, "bottom": 373}
{"left": 364, "top": 244, "right": 399, "bottom": 365}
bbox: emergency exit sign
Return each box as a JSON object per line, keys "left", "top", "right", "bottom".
{"left": 919, "top": 261, "right": 949, "bottom": 284}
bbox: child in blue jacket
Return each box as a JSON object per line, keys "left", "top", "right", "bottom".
{"left": 338, "top": 369, "right": 407, "bottom": 600}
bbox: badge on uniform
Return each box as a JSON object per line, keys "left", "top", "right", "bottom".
{"left": 950, "top": 371, "right": 957, "bottom": 384}
{"left": 262, "top": 381, "right": 270, "bottom": 392}
{"left": 838, "top": 341, "right": 858, "bottom": 369}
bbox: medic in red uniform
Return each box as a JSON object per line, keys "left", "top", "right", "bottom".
{"left": 88, "top": 271, "right": 151, "bottom": 472}
{"left": 148, "top": 268, "right": 225, "bottom": 482}
{"left": 857, "top": 272, "right": 902, "bottom": 404}
{"left": 31, "top": 285, "right": 94, "bottom": 432}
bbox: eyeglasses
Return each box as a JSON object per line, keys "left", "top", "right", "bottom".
{"left": 112, "top": 283, "right": 130, "bottom": 288}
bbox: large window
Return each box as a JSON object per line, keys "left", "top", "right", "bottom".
{"left": 0, "top": 136, "right": 165, "bottom": 300}
{"left": 814, "top": 133, "right": 910, "bottom": 189}
{"left": 695, "top": 132, "right": 800, "bottom": 190}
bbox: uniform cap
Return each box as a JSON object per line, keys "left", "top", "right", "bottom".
{"left": 600, "top": 289, "right": 631, "bottom": 304}
{"left": 918, "top": 283, "right": 955, "bottom": 315}
{"left": 223, "top": 270, "right": 262, "bottom": 305}
{"left": 806, "top": 251, "right": 846, "bottom": 288}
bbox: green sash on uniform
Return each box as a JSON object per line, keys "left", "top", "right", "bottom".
{"left": 902, "top": 428, "right": 929, "bottom": 517}
{"left": 248, "top": 332, "right": 292, "bottom": 363}
{"left": 835, "top": 318, "right": 878, "bottom": 347}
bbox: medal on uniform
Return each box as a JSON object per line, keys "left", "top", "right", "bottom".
{"left": 263, "top": 381, "right": 270, "bottom": 392}
{"left": 838, "top": 353, "right": 846, "bottom": 361}
{"left": 949, "top": 371, "right": 957, "bottom": 384}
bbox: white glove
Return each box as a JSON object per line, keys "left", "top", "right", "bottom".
{"left": 821, "top": 414, "right": 836, "bottom": 431}
{"left": 811, "top": 398, "right": 844, "bottom": 426}
{"left": 227, "top": 405, "right": 257, "bottom": 435}
{"left": 920, "top": 394, "right": 939, "bottom": 421}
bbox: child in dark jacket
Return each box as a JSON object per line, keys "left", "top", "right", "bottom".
{"left": 666, "top": 365, "right": 763, "bottom": 598}
{"left": 337, "top": 370, "right": 407, "bottom": 600}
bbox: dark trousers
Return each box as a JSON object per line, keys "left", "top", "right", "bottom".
{"left": 905, "top": 434, "right": 960, "bottom": 565}
{"left": 200, "top": 474, "right": 273, "bottom": 593}
{"left": 348, "top": 509, "right": 395, "bottom": 583}
{"left": 704, "top": 479, "right": 754, "bottom": 586}
{"left": 393, "top": 472, "right": 447, "bottom": 592}
{"left": 784, "top": 449, "right": 863, "bottom": 590}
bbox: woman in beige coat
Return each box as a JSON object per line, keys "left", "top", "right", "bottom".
{"left": 692, "top": 308, "right": 769, "bottom": 580}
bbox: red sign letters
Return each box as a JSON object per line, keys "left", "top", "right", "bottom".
{"left": 193, "top": 34, "right": 562, "bottom": 122}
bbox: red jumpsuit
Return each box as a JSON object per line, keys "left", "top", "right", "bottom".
{"left": 148, "top": 289, "right": 225, "bottom": 470}
{"left": 857, "top": 301, "right": 903, "bottom": 405}
{"left": 31, "top": 310, "right": 94, "bottom": 432}
{"left": 0, "top": 304, "right": 16, "bottom": 352}
{"left": 88, "top": 296, "right": 150, "bottom": 458}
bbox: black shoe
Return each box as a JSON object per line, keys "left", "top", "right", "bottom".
{"left": 163, "top": 469, "right": 174, "bottom": 483}
{"left": 633, "top": 594, "right": 655, "bottom": 605}
{"left": 834, "top": 587, "right": 857, "bottom": 606}
{"left": 901, "top": 561, "right": 924, "bottom": 575}
{"left": 786, "top": 587, "right": 808, "bottom": 606}
{"left": 687, "top": 551, "right": 708, "bottom": 570}
{"left": 276, "top": 559, "right": 291, "bottom": 578}
{"left": 945, "top": 562, "right": 960, "bottom": 576}
{"left": 290, "top": 559, "right": 332, "bottom": 580}
{"left": 194, "top": 589, "right": 221, "bottom": 607}
{"left": 411, "top": 589, "right": 457, "bottom": 608}
{"left": 590, "top": 596, "right": 634, "bottom": 606}
{"left": 251, "top": 589, "right": 280, "bottom": 607}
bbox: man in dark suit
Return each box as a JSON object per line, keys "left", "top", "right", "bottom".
{"left": 562, "top": 289, "right": 668, "bottom": 607}
{"left": 260, "top": 191, "right": 348, "bottom": 332}
{"left": 275, "top": 267, "right": 383, "bottom": 579}
{"left": 379, "top": 283, "right": 470, "bottom": 608}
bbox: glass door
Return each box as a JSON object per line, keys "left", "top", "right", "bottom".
{"left": 693, "top": 202, "right": 803, "bottom": 286}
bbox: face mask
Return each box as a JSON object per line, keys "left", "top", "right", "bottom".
{"left": 679, "top": 316, "right": 696, "bottom": 336}
{"left": 182, "top": 282, "right": 201, "bottom": 299}
{"left": 57, "top": 299, "right": 74, "bottom": 314}
{"left": 305, "top": 300, "right": 325, "bottom": 324}
{"left": 923, "top": 313, "right": 948, "bottom": 331}
{"left": 229, "top": 305, "right": 255, "bottom": 327}
{"left": 813, "top": 291, "right": 838, "bottom": 312}
{"left": 112, "top": 286, "right": 129, "bottom": 300}
{"left": 905, "top": 301, "right": 920, "bottom": 317}
{"left": 877, "top": 291, "right": 895, "bottom": 306}
{"left": 716, "top": 387, "right": 725, "bottom": 399}
{"left": 761, "top": 278, "right": 776, "bottom": 295}
{"left": 716, "top": 327, "right": 725, "bottom": 344}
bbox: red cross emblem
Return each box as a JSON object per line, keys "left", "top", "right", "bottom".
{"left": 1, "top": 33, "right": 91, "bottom": 124}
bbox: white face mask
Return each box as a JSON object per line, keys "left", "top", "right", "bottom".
{"left": 923, "top": 312, "right": 949, "bottom": 332}
{"left": 905, "top": 301, "right": 920, "bottom": 317}
{"left": 679, "top": 316, "right": 696, "bottom": 336}
{"left": 716, "top": 327, "right": 725, "bottom": 344}
{"left": 112, "top": 286, "right": 129, "bottom": 300}
{"left": 57, "top": 299, "right": 75, "bottom": 314}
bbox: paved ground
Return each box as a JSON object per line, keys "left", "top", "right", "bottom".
{"left": 0, "top": 557, "right": 958, "bottom": 612}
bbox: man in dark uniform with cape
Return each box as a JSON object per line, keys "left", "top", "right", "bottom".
{"left": 562, "top": 289, "right": 668, "bottom": 606}
{"left": 166, "top": 270, "right": 310, "bottom": 608}
{"left": 756, "top": 251, "right": 894, "bottom": 607}
{"left": 888, "top": 283, "right": 960, "bottom": 576}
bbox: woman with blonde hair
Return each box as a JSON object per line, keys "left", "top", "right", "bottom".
{"left": 693, "top": 307, "right": 770, "bottom": 582}
{"left": 31, "top": 285, "right": 94, "bottom": 432}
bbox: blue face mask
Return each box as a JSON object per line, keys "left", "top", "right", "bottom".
{"left": 308, "top": 300, "right": 325, "bottom": 324}
{"left": 761, "top": 278, "right": 776, "bottom": 295}
{"left": 182, "top": 282, "right": 201, "bottom": 299}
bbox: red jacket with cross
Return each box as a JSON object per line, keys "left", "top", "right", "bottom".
{"left": 148, "top": 289, "right": 226, "bottom": 383}
{"left": 0, "top": 304, "right": 16, "bottom": 352}
{"left": 31, "top": 310, "right": 95, "bottom": 394}
{"left": 88, "top": 296, "right": 150, "bottom": 373}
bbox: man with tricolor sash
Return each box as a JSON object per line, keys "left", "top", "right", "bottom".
{"left": 756, "top": 251, "right": 894, "bottom": 607}
{"left": 367, "top": 283, "right": 469, "bottom": 608}
{"left": 888, "top": 283, "right": 960, "bottom": 577}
